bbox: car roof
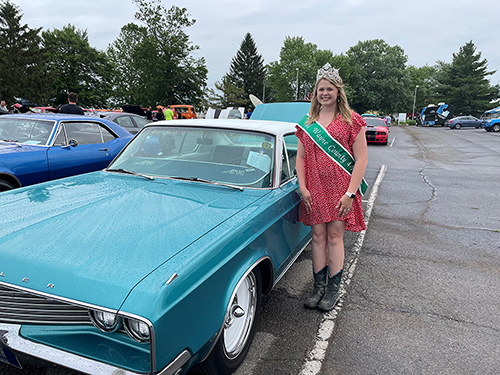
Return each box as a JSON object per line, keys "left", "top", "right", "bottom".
{"left": 146, "top": 118, "right": 297, "bottom": 136}
{"left": 0, "top": 113, "right": 133, "bottom": 137}
{"left": 1, "top": 113, "right": 106, "bottom": 121}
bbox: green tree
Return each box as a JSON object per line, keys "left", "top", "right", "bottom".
{"left": 212, "top": 75, "right": 247, "bottom": 108}
{"left": 107, "top": 23, "right": 154, "bottom": 106}
{"left": 225, "top": 33, "right": 265, "bottom": 108}
{"left": 346, "top": 39, "right": 411, "bottom": 114}
{"left": 0, "top": 0, "right": 45, "bottom": 104}
{"left": 436, "top": 41, "right": 499, "bottom": 117}
{"left": 266, "top": 36, "right": 329, "bottom": 102}
{"left": 42, "top": 24, "right": 113, "bottom": 108}
{"left": 109, "top": 0, "right": 208, "bottom": 107}
{"left": 406, "top": 65, "right": 439, "bottom": 116}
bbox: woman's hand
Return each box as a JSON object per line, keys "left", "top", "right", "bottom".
{"left": 301, "top": 188, "right": 313, "bottom": 214}
{"left": 336, "top": 194, "right": 353, "bottom": 218}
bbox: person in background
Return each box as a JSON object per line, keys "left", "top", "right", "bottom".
{"left": 164, "top": 106, "right": 174, "bottom": 120}
{"left": 295, "top": 63, "right": 368, "bottom": 312}
{"left": 0, "top": 100, "right": 8, "bottom": 113}
{"left": 385, "top": 114, "right": 391, "bottom": 126}
{"left": 145, "top": 106, "right": 153, "bottom": 121}
{"left": 59, "top": 92, "right": 85, "bottom": 115}
{"left": 156, "top": 106, "right": 165, "bottom": 121}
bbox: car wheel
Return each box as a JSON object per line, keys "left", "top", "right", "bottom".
{"left": 454, "top": 123, "right": 461, "bottom": 129}
{"left": 198, "top": 267, "right": 262, "bottom": 375}
{"left": 492, "top": 124, "right": 500, "bottom": 132}
{"left": 0, "top": 180, "right": 15, "bottom": 192}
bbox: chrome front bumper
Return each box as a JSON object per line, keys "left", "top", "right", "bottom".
{"left": 1, "top": 323, "right": 192, "bottom": 375}
{"left": 1, "top": 322, "right": 143, "bottom": 374}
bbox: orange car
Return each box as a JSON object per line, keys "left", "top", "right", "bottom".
{"left": 171, "top": 105, "right": 196, "bottom": 119}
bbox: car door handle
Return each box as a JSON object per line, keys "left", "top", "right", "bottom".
{"left": 99, "top": 148, "right": 109, "bottom": 151}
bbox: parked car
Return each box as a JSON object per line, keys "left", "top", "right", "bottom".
{"left": 0, "top": 114, "right": 133, "bottom": 191}
{"left": 482, "top": 105, "right": 500, "bottom": 132}
{"left": 364, "top": 117, "right": 389, "bottom": 145}
{"left": 100, "top": 111, "right": 151, "bottom": 134}
{"left": 30, "top": 106, "right": 58, "bottom": 114}
{"left": 445, "top": 116, "right": 483, "bottom": 129}
{"left": 171, "top": 104, "right": 197, "bottom": 119}
{"left": 0, "top": 116, "right": 311, "bottom": 374}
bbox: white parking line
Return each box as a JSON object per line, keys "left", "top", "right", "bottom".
{"left": 389, "top": 136, "right": 396, "bottom": 147}
{"left": 299, "top": 165, "right": 387, "bottom": 375}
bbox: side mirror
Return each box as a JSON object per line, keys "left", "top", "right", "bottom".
{"left": 68, "top": 139, "right": 78, "bottom": 147}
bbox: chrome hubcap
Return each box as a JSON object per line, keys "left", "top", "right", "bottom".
{"left": 223, "top": 272, "right": 257, "bottom": 359}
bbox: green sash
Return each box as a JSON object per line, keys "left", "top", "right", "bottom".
{"left": 297, "top": 115, "right": 368, "bottom": 196}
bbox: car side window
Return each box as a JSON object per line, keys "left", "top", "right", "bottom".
{"left": 54, "top": 125, "right": 67, "bottom": 146}
{"left": 63, "top": 122, "right": 103, "bottom": 144}
{"left": 100, "top": 125, "right": 116, "bottom": 143}
{"left": 134, "top": 117, "right": 150, "bottom": 128}
{"left": 116, "top": 116, "right": 135, "bottom": 128}
{"left": 281, "top": 134, "right": 298, "bottom": 184}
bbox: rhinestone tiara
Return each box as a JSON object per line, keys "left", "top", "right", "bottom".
{"left": 316, "top": 63, "right": 341, "bottom": 84}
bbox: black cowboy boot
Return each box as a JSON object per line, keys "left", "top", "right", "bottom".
{"left": 317, "top": 269, "right": 343, "bottom": 311}
{"left": 304, "top": 266, "right": 327, "bottom": 309}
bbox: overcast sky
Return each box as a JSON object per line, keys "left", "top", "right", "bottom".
{"left": 14, "top": 0, "right": 500, "bottom": 96}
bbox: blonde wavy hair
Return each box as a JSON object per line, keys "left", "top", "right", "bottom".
{"left": 307, "top": 76, "right": 352, "bottom": 125}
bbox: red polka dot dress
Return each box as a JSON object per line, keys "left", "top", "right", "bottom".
{"left": 295, "top": 111, "right": 367, "bottom": 232}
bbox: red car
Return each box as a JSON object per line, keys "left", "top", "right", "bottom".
{"left": 364, "top": 117, "right": 389, "bottom": 145}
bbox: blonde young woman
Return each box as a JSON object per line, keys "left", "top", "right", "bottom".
{"left": 295, "top": 64, "right": 368, "bottom": 311}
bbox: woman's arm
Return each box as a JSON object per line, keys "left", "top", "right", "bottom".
{"left": 336, "top": 127, "right": 368, "bottom": 217}
{"left": 348, "top": 127, "right": 368, "bottom": 193}
{"left": 296, "top": 140, "right": 312, "bottom": 213}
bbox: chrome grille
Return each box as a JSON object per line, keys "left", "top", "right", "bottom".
{"left": 0, "top": 284, "right": 91, "bottom": 325}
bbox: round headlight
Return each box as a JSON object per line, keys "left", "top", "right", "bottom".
{"left": 89, "top": 310, "right": 121, "bottom": 333}
{"left": 124, "top": 318, "right": 150, "bottom": 343}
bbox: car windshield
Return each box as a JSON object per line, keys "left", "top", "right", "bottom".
{"left": 107, "top": 126, "right": 275, "bottom": 188}
{"left": 364, "top": 118, "right": 386, "bottom": 126}
{"left": 0, "top": 118, "right": 55, "bottom": 145}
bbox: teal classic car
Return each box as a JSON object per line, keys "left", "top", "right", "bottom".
{"left": 0, "top": 116, "right": 311, "bottom": 374}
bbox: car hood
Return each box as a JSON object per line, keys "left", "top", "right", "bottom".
{"left": 366, "top": 124, "right": 387, "bottom": 131}
{"left": 0, "top": 172, "right": 268, "bottom": 310}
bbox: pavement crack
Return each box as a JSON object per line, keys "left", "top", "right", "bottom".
{"left": 419, "top": 164, "right": 436, "bottom": 218}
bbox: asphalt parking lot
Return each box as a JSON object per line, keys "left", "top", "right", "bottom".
{"left": 2, "top": 125, "right": 499, "bottom": 375}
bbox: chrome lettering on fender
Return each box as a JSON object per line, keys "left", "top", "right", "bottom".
{"left": 47, "top": 283, "right": 55, "bottom": 289}
{"left": 0, "top": 272, "right": 4, "bottom": 277}
{"left": 22, "top": 277, "right": 29, "bottom": 283}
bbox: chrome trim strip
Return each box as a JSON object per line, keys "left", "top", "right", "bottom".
{"left": 0, "top": 323, "right": 143, "bottom": 375}
{"left": 166, "top": 273, "right": 178, "bottom": 285}
{"left": 157, "top": 350, "right": 191, "bottom": 375}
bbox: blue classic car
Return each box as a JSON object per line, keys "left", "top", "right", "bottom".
{"left": 0, "top": 116, "right": 311, "bottom": 374}
{"left": 0, "top": 114, "right": 133, "bottom": 191}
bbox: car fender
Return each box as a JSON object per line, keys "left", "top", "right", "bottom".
{"left": 119, "top": 227, "right": 277, "bottom": 372}
{"left": 120, "top": 193, "right": 306, "bottom": 372}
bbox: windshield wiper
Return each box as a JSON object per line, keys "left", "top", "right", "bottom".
{"left": 169, "top": 176, "right": 243, "bottom": 191}
{"left": 1, "top": 139, "right": 21, "bottom": 146}
{"left": 106, "top": 168, "right": 155, "bottom": 181}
